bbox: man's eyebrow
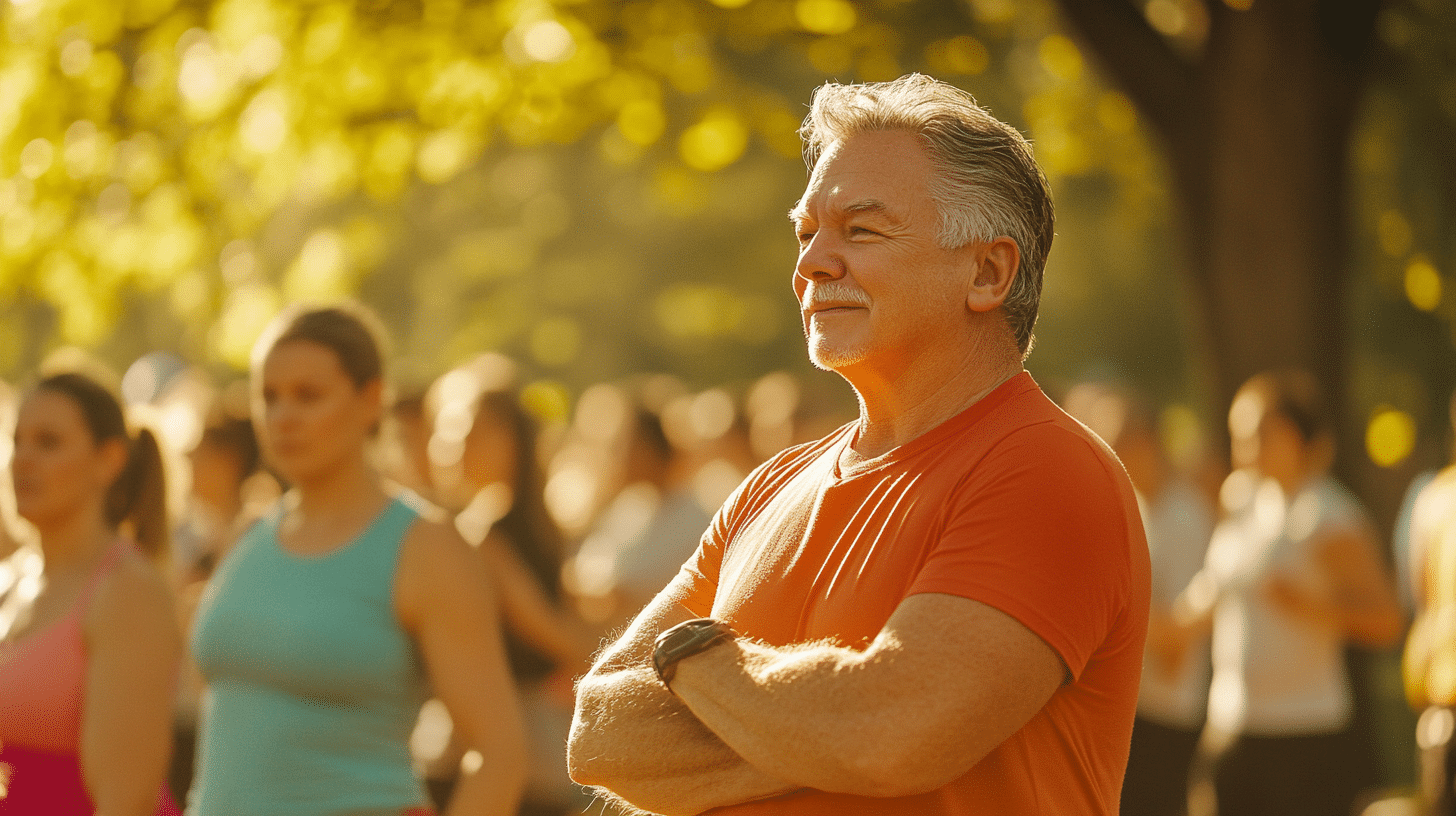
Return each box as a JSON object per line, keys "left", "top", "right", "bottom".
{"left": 788, "top": 198, "right": 898, "bottom": 225}
{"left": 842, "top": 199, "right": 891, "bottom": 216}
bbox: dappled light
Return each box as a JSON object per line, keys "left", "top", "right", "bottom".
{"left": 0, "top": 0, "right": 1445, "bottom": 489}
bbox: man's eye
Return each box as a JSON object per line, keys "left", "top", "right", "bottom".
{"left": 797, "top": 232, "right": 816, "bottom": 244}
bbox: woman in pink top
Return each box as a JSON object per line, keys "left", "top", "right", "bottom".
{"left": 0, "top": 370, "right": 182, "bottom": 814}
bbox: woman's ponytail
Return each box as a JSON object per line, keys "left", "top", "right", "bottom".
{"left": 107, "top": 425, "right": 170, "bottom": 563}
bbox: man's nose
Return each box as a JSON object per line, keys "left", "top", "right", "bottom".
{"left": 794, "top": 233, "right": 846, "bottom": 283}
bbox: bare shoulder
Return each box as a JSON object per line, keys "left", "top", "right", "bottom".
{"left": 400, "top": 515, "right": 478, "bottom": 573}
{"left": 87, "top": 550, "right": 179, "bottom": 644}
{"left": 396, "top": 516, "right": 490, "bottom": 627}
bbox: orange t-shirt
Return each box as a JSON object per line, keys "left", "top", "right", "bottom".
{"left": 677, "top": 372, "right": 1151, "bottom": 815}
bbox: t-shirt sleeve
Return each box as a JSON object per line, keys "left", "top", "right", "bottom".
{"left": 673, "top": 455, "right": 784, "bottom": 618}
{"left": 673, "top": 513, "right": 724, "bottom": 618}
{"left": 908, "top": 423, "right": 1136, "bottom": 681}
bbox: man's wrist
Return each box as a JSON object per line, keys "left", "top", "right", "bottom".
{"left": 653, "top": 618, "right": 737, "bottom": 689}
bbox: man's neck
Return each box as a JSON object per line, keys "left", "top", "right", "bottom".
{"left": 840, "top": 339, "right": 1024, "bottom": 466}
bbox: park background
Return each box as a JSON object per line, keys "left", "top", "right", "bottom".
{"left": 0, "top": 0, "right": 1452, "bottom": 792}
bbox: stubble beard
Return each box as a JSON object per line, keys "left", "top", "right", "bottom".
{"left": 804, "top": 326, "right": 869, "bottom": 372}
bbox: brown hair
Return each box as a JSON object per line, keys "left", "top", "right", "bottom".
{"left": 35, "top": 372, "right": 170, "bottom": 561}
{"left": 1237, "top": 369, "right": 1332, "bottom": 443}
{"left": 252, "top": 302, "right": 389, "bottom": 390}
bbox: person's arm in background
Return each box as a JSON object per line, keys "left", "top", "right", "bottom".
{"left": 1266, "top": 524, "right": 1405, "bottom": 647}
{"left": 568, "top": 577, "right": 796, "bottom": 816}
{"left": 398, "top": 521, "right": 527, "bottom": 816}
{"left": 1161, "top": 536, "right": 1226, "bottom": 676}
{"left": 480, "top": 533, "right": 598, "bottom": 675}
{"left": 81, "top": 556, "right": 182, "bottom": 816}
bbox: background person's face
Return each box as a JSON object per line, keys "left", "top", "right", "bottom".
{"left": 11, "top": 390, "right": 118, "bottom": 528}
{"left": 256, "top": 340, "right": 380, "bottom": 485}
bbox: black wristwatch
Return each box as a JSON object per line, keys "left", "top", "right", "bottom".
{"left": 652, "top": 617, "right": 736, "bottom": 688}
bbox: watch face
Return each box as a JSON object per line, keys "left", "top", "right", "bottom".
{"left": 654, "top": 618, "right": 734, "bottom": 685}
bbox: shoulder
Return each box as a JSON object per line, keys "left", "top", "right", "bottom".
{"left": 1302, "top": 476, "right": 1372, "bottom": 534}
{"left": 400, "top": 515, "right": 478, "bottom": 577}
{"left": 1415, "top": 468, "right": 1456, "bottom": 527}
{"left": 713, "top": 424, "right": 851, "bottom": 519}
{"left": 396, "top": 515, "right": 488, "bottom": 624}
{"left": 976, "top": 413, "right": 1132, "bottom": 503}
{"left": 87, "top": 548, "right": 180, "bottom": 645}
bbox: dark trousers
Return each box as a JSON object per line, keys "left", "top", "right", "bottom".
{"left": 1122, "top": 715, "right": 1202, "bottom": 816}
{"left": 1208, "top": 730, "right": 1366, "bottom": 816}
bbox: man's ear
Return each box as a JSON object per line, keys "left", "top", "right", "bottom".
{"left": 966, "top": 237, "right": 1020, "bottom": 313}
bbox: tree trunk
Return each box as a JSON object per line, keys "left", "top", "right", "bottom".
{"left": 1055, "top": 0, "right": 1381, "bottom": 481}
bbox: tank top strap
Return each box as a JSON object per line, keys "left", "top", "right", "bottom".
{"left": 337, "top": 497, "right": 420, "bottom": 580}
{"left": 374, "top": 496, "right": 421, "bottom": 546}
{"left": 72, "top": 537, "right": 133, "bottom": 619}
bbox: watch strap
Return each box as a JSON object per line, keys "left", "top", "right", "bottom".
{"left": 652, "top": 617, "right": 736, "bottom": 687}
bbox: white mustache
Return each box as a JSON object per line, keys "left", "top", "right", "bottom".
{"left": 800, "top": 283, "right": 871, "bottom": 310}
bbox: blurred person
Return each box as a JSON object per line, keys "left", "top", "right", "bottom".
{"left": 188, "top": 304, "right": 526, "bottom": 816}
{"left": 173, "top": 383, "right": 266, "bottom": 584}
{"left": 383, "top": 390, "right": 437, "bottom": 503}
{"left": 543, "top": 383, "right": 642, "bottom": 543}
{"left": 1171, "top": 370, "right": 1403, "bottom": 816}
{"left": 0, "top": 370, "right": 182, "bottom": 814}
{"left": 1402, "top": 451, "right": 1456, "bottom": 816}
{"left": 1065, "top": 382, "right": 1217, "bottom": 816}
{"left": 572, "top": 404, "right": 712, "bottom": 631}
{"left": 569, "top": 74, "right": 1149, "bottom": 815}
{"left": 1396, "top": 392, "right": 1456, "bottom": 616}
{"left": 425, "top": 354, "right": 595, "bottom": 816}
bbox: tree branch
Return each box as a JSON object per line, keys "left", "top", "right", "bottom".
{"left": 1050, "top": 0, "right": 1199, "bottom": 141}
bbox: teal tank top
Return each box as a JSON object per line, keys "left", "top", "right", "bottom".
{"left": 189, "top": 496, "right": 429, "bottom": 816}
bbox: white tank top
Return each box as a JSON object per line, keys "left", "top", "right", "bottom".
{"left": 1204, "top": 473, "right": 1364, "bottom": 736}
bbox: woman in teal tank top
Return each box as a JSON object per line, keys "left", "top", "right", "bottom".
{"left": 189, "top": 304, "right": 527, "bottom": 816}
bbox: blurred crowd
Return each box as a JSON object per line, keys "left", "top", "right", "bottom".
{"left": 2, "top": 300, "right": 1455, "bottom": 816}
{"left": 0, "top": 301, "right": 853, "bottom": 815}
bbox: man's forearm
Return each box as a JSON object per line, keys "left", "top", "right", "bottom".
{"left": 665, "top": 639, "right": 896, "bottom": 796}
{"left": 568, "top": 662, "right": 795, "bottom": 815}
{"left": 666, "top": 595, "right": 1067, "bottom": 799}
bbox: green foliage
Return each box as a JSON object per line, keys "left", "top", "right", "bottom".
{"left": 13, "top": 0, "right": 1445, "bottom": 451}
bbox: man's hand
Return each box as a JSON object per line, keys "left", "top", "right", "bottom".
{"left": 568, "top": 579, "right": 796, "bottom": 816}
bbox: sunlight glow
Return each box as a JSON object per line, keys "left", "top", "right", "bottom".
{"left": 1366, "top": 407, "right": 1416, "bottom": 468}
{"left": 795, "top": 0, "right": 857, "bottom": 36}
{"left": 521, "top": 20, "right": 575, "bottom": 63}
{"left": 679, "top": 109, "right": 748, "bottom": 172}
{"left": 1038, "top": 35, "right": 1084, "bottom": 83}
{"left": 1405, "top": 256, "right": 1443, "bottom": 312}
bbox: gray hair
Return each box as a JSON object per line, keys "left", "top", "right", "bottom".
{"left": 799, "top": 73, "right": 1054, "bottom": 357}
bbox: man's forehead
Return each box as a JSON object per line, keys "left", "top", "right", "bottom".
{"left": 791, "top": 131, "right": 927, "bottom": 223}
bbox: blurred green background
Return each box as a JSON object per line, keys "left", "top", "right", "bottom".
{"left": 0, "top": 0, "right": 1451, "bottom": 526}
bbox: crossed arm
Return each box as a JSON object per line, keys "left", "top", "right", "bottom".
{"left": 568, "top": 582, "right": 1065, "bottom": 815}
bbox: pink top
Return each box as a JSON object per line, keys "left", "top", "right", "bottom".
{"left": 0, "top": 539, "right": 179, "bottom": 815}
{"left": 0, "top": 541, "right": 121, "bottom": 753}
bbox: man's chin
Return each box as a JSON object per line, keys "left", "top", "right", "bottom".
{"left": 806, "top": 342, "right": 867, "bottom": 372}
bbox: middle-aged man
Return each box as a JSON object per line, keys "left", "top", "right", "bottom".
{"left": 567, "top": 73, "right": 1151, "bottom": 816}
